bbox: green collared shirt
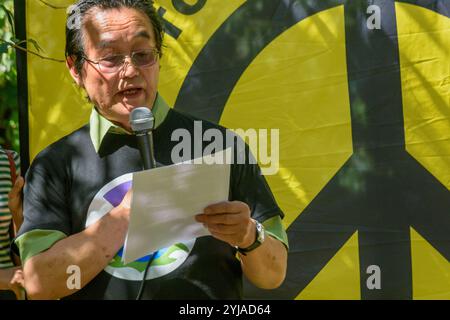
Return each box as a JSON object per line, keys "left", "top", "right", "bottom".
{"left": 89, "top": 93, "right": 171, "bottom": 152}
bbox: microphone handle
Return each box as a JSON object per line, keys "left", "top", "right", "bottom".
{"left": 147, "top": 131, "right": 156, "bottom": 169}
{"left": 136, "top": 131, "right": 156, "bottom": 170}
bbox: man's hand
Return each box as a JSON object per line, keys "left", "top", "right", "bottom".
{"left": 0, "top": 267, "right": 25, "bottom": 300}
{"left": 23, "top": 188, "right": 132, "bottom": 300}
{"left": 8, "top": 176, "right": 24, "bottom": 233}
{"left": 196, "top": 201, "right": 287, "bottom": 289}
{"left": 195, "top": 201, "right": 256, "bottom": 248}
{"left": 116, "top": 189, "right": 132, "bottom": 219}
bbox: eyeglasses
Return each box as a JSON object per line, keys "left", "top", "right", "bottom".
{"left": 82, "top": 48, "right": 160, "bottom": 74}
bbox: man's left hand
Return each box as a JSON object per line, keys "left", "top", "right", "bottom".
{"left": 195, "top": 201, "right": 256, "bottom": 248}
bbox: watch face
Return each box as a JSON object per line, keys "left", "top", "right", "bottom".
{"left": 256, "top": 221, "right": 265, "bottom": 243}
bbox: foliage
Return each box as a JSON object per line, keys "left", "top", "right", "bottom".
{"left": 0, "top": 0, "right": 19, "bottom": 151}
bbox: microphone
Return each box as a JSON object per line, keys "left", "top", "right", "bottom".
{"left": 129, "top": 107, "right": 156, "bottom": 170}
{"left": 129, "top": 107, "right": 158, "bottom": 300}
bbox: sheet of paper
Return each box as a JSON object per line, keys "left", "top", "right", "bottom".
{"left": 122, "top": 150, "right": 231, "bottom": 264}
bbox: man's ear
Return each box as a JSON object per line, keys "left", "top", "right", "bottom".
{"left": 66, "top": 56, "right": 83, "bottom": 87}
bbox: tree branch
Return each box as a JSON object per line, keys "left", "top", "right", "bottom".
{"left": 0, "top": 39, "right": 65, "bottom": 63}
{"left": 38, "top": 0, "right": 67, "bottom": 10}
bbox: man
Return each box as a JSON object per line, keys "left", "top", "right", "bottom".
{"left": 14, "top": 0, "right": 288, "bottom": 299}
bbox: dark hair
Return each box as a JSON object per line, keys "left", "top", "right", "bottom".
{"left": 65, "top": 0, "right": 164, "bottom": 75}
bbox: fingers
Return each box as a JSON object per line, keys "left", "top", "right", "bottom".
{"left": 9, "top": 268, "right": 25, "bottom": 300}
{"left": 111, "top": 189, "right": 133, "bottom": 221}
{"left": 195, "top": 201, "right": 254, "bottom": 248}
{"left": 203, "top": 201, "right": 250, "bottom": 215}
{"left": 207, "top": 220, "right": 254, "bottom": 247}
{"left": 196, "top": 200, "right": 250, "bottom": 226}
{"left": 15, "top": 176, "right": 25, "bottom": 190}
{"left": 207, "top": 222, "right": 244, "bottom": 235}
{"left": 12, "top": 269, "right": 24, "bottom": 287}
{"left": 120, "top": 189, "right": 133, "bottom": 209}
{"left": 13, "top": 175, "right": 24, "bottom": 190}
{"left": 196, "top": 212, "right": 241, "bottom": 225}
{"left": 8, "top": 177, "right": 24, "bottom": 230}
{"left": 8, "top": 176, "right": 24, "bottom": 202}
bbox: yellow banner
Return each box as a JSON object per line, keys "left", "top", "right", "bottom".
{"left": 24, "top": 0, "right": 449, "bottom": 299}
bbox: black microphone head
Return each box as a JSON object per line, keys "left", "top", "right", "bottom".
{"left": 130, "top": 107, "right": 155, "bottom": 132}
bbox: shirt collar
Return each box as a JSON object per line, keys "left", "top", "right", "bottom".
{"left": 89, "top": 93, "right": 170, "bottom": 152}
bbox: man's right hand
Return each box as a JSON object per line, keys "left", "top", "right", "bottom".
{"left": 21, "top": 187, "right": 132, "bottom": 300}
{"left": 115, "top": 188, "right": 132, "bottom": 221}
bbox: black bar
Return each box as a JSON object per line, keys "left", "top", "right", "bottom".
{"left": 14, "top": 0, "right": 29, "bottom": 174}
{"left": 343, "top": 0, "right": 412, "bottom": 299}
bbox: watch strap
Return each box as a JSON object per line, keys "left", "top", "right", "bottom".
{"left": 236, "top": 220, "right": 265, "bottom": 256}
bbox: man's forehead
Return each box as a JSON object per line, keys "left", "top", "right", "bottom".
{"left": 83, "top": 7, "right": 154, "bottom": 47}
{"left": 96, "top": 30, "right": 152, "bottom": 48}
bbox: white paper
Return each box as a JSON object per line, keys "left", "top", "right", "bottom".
{"left": 122, "top": 150, "right": 231, "bottom": 264}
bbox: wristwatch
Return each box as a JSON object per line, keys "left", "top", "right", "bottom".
{"left": 236, "top": 220, "right": 265, "bottom": 255}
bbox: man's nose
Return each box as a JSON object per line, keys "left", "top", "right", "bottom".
{"left": 121, "top": 57, "right": 139, "bottom": 78}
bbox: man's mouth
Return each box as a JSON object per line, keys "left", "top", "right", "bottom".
{"left": 118, "top": 87, "right": 144, "bottom": 99}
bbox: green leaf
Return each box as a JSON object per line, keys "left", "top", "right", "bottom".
{"left": 0, "top": 5, "right": 15, "bottom": 36}
{"left": 0, "top": 42, "right": 9, "bottom": 54}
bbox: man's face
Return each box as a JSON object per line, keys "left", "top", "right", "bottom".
{"left": 72, "top": 7, "right": 159, "bottom": 130}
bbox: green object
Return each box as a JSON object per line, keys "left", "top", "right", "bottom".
{"left": 89, "top": 93, "right": 170, "bottom": 152}
{"left": 263, "top": 215, "right": 289, "bottom": 250}
{"left": 14, "top": 229, "right": 67, "bottom": 263}
{"left": 0, "top": 0, "right": 19, "bottom": 151}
